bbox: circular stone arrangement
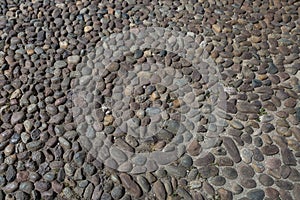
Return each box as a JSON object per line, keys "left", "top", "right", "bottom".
{"left": 72, "top": 27, "right": 227, "bottom": 173}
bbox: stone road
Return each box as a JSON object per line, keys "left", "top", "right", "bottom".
{"left": 0, "top": 0, "right": 300, "bottom": 200}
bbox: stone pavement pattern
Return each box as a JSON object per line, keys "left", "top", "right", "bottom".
{"left": 0, "top": 0, "right": 300, "bottom": 200}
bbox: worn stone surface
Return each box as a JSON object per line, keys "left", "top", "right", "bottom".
{"left": 222, "top": 137, "right": 241, "bottom": 163}
{"left": 1, "top": 1, "right": 300, "bottom": 200}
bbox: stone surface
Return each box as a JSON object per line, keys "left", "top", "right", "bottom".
{"left": 261, "top": 145, "right": 279, "bottom": 156}
{"left": 194, "top": 152, "right": 215, "bottom": 166}
{"left": 222, "top": 137, "right": 241, "bottom": 163}
{"left": 222, "top": 167, "right": 238, "bottom": 179}
{"left": 247, "top": 189, "right": 265, "bottom": 200}
{"left": 119, "top": 173, "right": 142, "bottom": 198}
{"left": 1, "top": 2, "right": 300, "bottom": 200}
{"left": 281, "top": 148, "right": 297, "bottom": 165}
{"left": 259, "top": 174, "right": 274, "bottom": 186}
{"left": 153, "top": 180, "right": 166, "bottom": 200}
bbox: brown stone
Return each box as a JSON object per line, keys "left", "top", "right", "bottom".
{"left": 194, "top": 152, "right": 215, "bottom": 166}
{"left": 284, "top": 98, "right": 296, "bottom": 108}
{"left": 265, "top": 187, "right": 279, "bottom": 198}
{"left": 172, "top": 99, "right": 181, "bottom": 108}
{"left": 187, "top": 140, "right": 201, "bottom": 156}
{"left": 17, "top": 171, "right": 29, "bottom": 182}
{"left": 52, "top": 181, "right": 63, "bottom": 193}
{"left": 212, "top": 24, "right": 221, "bottom": 33}
{"left": 281, "top": 147, "right": 297, "bottom": 166}
{"left": 217, "top": 188, "right": 233, "bottom": 200}
{"left": 119, "top": 173, "right": 142, "bottom": 198}
{"left": 103, "top": 115, "right": 114, "bottom": 126}
{"left": 11, "top": 111, "right": 25, "bottom": 125}
{"left": 34, "top": 181, "right": 51, "bottom": 192}
{"left": 216, "top": 157, "right": 234, "bottom": 166}
{"left": 261, "top": 145, "right": 279, "bottom": 156}
{"left": 153, "top": 180, "right": 166, "bottom": 200}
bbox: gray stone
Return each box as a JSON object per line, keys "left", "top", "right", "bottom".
{"left": 258, "top": 174, "right": 274, "bottom": 186}
{"left": 241, "top": 148, "right": 253, "bottom": 163}
{"left": 209, "top": 176, "right": 226, "bottom": 186}
{"left": 54, "top": 60, "right": 67, "bottom": 68}
{"left": 64, "top": 163, "right": 75, "bottom": 177}
{"left": 131, "top": 166, "right": 146, "bottom": 174}
{"left": 239, "top": 165, "right": 255, "bottom": 178}
{"left": 74, "top": 151, "right": 86, "bottom": 166}
{"left": 261, "top": 123, "right": 275, "bottom": 133}
{"left": 198, "top": 166, "right": 219, "bottom": 178}
{"left": 2, "top": 182, "right": 18, "bottom": 193}
{"left": 268, "top": 63, "right": 278, "bottom": 74}
{"left": 62, "top": 187, "right": 74, "bottom": 199}
{"left": 252, "top": 79, "right": 262, "bottom": 87}
{"left": 157, "top": 129, "right": 174, "bottom": 141}
{"left": 145, "top": 159, "right": 158, "bottom": 172}
{"left": 281, "top": 165, "right": 291, "bottom": 179}
{"left": 222, "top": 167, "right": 238, "bottom": 179}
{"left": 202, "top": 181, "right": 215, "bottom": 196}
{"left": 6, "top": 165, "right": 16, "bottom": 182}
{"left": 19, "top": 181, "right": 34, "bottom": 194}
{"left": 27, "top": 104, "right": 37, "bottom": 113}
{"left": 49, "top": 113, "right": 65, "bottom": 124}
{"left": 180, "top": 155, "right": 193, "bottom": 168}
{"left": 118, "top": 162, "right": 133, "bottom": 172}
{"left": 67, "top": 55, "right": 80, "bottom": 64}
{"left": 84, "top": 183, "right": 94, "bottom": 200}
{"left": 252, "top": 148, "right": 264, "bottom": 161}
{"left": 222, "top": 137, "right": 241, "bottom": 163}
{"left": 15, "top": 191, "right": 30, "bottom": 200}
{"left": 237, "top": 102, "right": 259, "bottom": 113}
{"left": 111, "top": 185, "right": 125, "bottom": 199}
{"left": 288, "top": 168, "right": 300, "bottom": 181}
{"left": 145, "top": 107, "right": 161, "bottom": 116}
{"left": 293, "top": 184, "right": 300, "bottom": 200}
{"left": 134, "top": 49, "right": 143, "bottom": 59}
{"left": 150, "top": 151, "right": 177, "bottom": 165}
{"left": 241, "top": 178, "right": 257, "bottom": 188}
{"left": 58, "top": 137, "right": 71, "bottom": 149}
{"left": 11, "top": 111, "right": 25, "bottom": 125}
{"left": 132, "top": 155, "right": 147, "bottom": 166}
{"left": 136, "top": 176, "right": 150, "bottom": 193}
{"left": 26, "top": 141, "right": 43, "bottom": 151}
{"left": 43, "top": 171, "right": 56, "bottom": 182}
{"left": 296, "top": 107, "right": 300, "bottom": 122}
{"left": 177, "top": 188, "right": 193, "bottom": 200}
{"left": 275, "top": 180, "right": 294, "bottom": 190}
{"left": 164, "top": 120, "right": 180, "bottom": 133}
{"left": 83, "top": 163, "right": 96, "bottom": 176}
{"left": 230, "top": 120, "right": 244, "bottom": 130}
{"left": 110, "top": 147, "right": 128, "bottom": 163}
{"left": 253, "top": 138, "right": 263, "bottom": 147}
{"left": 247, "top": 189, "right": 265, "bottom": 200}
{"left": 34, "top": 181, "right": 50, "bottom": 192}
{"left": 165, "top": 165, "right": 186, "bottom": 178}
{"left": 101, "top": 193, "right": 112, "bottom": 200}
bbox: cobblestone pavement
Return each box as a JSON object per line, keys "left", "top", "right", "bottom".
{"left": 0, "top": 0, "right": 300, "bottom": 200}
